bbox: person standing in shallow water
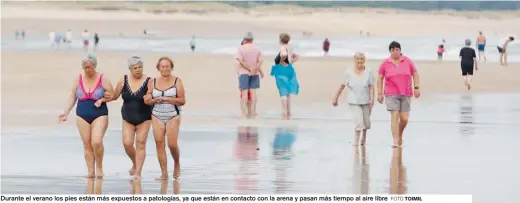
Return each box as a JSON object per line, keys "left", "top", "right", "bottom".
{"left": 236, "top": 32, "right": 264, "bottom": 119}
{"left": 323, "top": 38, "right": 330, "bottom": 56}
{"left": 333, "top": 52, "right": 375, "bottom": 145}
{"left": 476, "top": 31, "right": 487, "bottom": 62}
{"left": 271, "top": 33, "right": 299, "bottom": 120}
{"left": 144, "top": 57, "right": 185, "bottom": 180}
{"left": 459, "top": 39, "right": 478, "bottom": 90}
{"left": 377, "top": 41, "right": 421, "bottom": 148}
{"left": 108, "top": 56, "right": 152, "bottom": 179}
{"left": 57, "top": 55, "right": 116, "bottom": 178}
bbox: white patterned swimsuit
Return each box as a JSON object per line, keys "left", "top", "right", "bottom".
{"left": 151, "top": 78, "right": 181, "bottom": 124}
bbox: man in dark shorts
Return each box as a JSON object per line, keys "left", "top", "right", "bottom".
{"left": 459, "top": 39, "right": 478, "bottom": 90}
{"left": 497, "top": 36, "right": 515, "bottom": 66}
{"left": 235, "top": 32, "right": 264, "bottom": 119}
{"left": 476, "top": 31, "right": 487, "bottom": 62}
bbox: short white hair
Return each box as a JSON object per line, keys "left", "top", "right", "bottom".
{"left": 354, "top": 52, "right": 366, "bottom": 59}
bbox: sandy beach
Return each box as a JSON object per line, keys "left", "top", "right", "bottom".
{"left": 2, "top": 2, "right": 520, "bottom": 201}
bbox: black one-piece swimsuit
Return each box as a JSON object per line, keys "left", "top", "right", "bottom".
{"left": 121, "top": 75, "right": 152, "bottom": 126}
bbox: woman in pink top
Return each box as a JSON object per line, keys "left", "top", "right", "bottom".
{"left": 377, "top": 41, "right": 421, "bottom": 148}
{"left": 437, "top": 44, "right": 445, "bottom": 61}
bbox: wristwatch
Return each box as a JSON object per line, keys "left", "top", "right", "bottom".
{"left": 414, "top": 86, "right": 420, "bottom": 90}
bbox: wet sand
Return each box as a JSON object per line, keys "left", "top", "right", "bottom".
{"left": 2, "top": 94, "right": 520, "bottom": 203}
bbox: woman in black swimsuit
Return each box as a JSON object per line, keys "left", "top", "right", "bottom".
{"left": 111, "top": 56, "right": 152, "bottom": 179}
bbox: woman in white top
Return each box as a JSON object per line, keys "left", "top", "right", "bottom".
{"left": 497, "top": 36, "right": 515, "bottom": 66}
{"left": 332, "top": 52, "right": 375, "bottom": 145}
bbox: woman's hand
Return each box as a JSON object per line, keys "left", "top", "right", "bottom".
{"left": 377, "top": 94, "right": 384, "bottom": 104}
{"left": 103, "top": 91, "right": 113, "bottom": 99}
{"left": 332, "top": 97, "right": 339, "bottom": 107}
{"left": 57, "top": 112, "right": 68, "bottom": 123}
{"left": 94, "top": 100, "right": 103, "bottom": 108}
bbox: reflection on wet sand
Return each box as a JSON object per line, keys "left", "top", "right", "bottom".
{"left": 389, "top": 148, "right": 407, "bottom": 194}
{"left": 353, "top": 146, "right": 369, "bottom": 194}
{"left": 85, "top": 178, "right": 103, "bottom": 194}
{"left": 233, "top": 126, "right": 259, "bottom": 193}
{"left": 130, "top": 179, "right": 180, "bottom": 194}
{"left": 272, "top": 127, "right": 297, "bottom": 193}
{"left": 459, "top": 94, "right": 475, "bottom": 136}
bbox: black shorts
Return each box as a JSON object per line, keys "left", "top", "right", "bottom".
{"left": 497, "top": 46, "right": 505, "bottom": 53}
{"left": 437, "top": 52, "right": 443, "bottom": 57}
{"left": 461, "top": 63, "right": 474, "bottom": 76}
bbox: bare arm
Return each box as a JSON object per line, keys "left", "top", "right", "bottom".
{"left": 99, "top": 77, "right": 115, "bottom": 103}
{"left": 236, "top": 58, "right": 252, "bottom": 72}
{"left": 412, "top": 72, "right": 420, "bottom": 88}
{"left": 144, "top": 79, "right": 155, "bottom": 105}
{"left": 111, "top": 76, "right": 125, "bottom": 101}
{"left": 291, "top": 53, "right": 299, "bottom": 63}
{"left": 334, "top": 84, "right": 346, "bottom": 101}
{"left": 377, "top": 75, "right": 384, "bottom": 96}
{"left": 62, "top": 78, "right": 79, "bottom": 116}
{"left": 474, "top": 57, "right": 478, "bottom": 70}
{"left": 163, "top": 78, "right": 186, "bottom": 106}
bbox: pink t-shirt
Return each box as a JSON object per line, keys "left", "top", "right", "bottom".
{"left": 236, "top": 43, "right": 263, "bottom": 76}
{"left": 378, "top": 56, "right": 417, "bottom": 97}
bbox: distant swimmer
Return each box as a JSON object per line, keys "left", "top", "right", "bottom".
{"left": 21, "top": 30, "right": 25, "bottom": 39}
{"left": 476, "top": 31, "right": 487, "bottom": 62}
{"left": 323, "top": 38, "right": 330, "bottom": 56}
{"left": 111, "top": 56, "right": 152, "bottom": 179}
{"left": 497, "top": 36, "right": 514, "bottom": 66}
{"left": 144, "top": 57, "right": 186, "bottom": 180}
{"left": 459, "top": 39, "right": 478, "bottom": 90}
{"left": 94, "top": 33, "right": 100, "bottom": 51}
{"left": 189, "top": 36, "right": 196, "bottom": 52}
{"left": 57, "top": 55, "right": 116, "bottom": 178}
{"left": 15, "top": 30, "right": 20, "bottom": 40}
{"left": 82, "top": 30, "right": 90, "bottom": 51}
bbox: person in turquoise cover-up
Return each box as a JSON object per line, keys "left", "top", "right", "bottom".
{"left": 271, "top": 33, "right": 299, "bottom": 120}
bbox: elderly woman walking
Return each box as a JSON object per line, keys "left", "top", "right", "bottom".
{"left": 271, "top": 33, "right": 299, "bottom": 120}
{"left": 459, "top": 39, "right": 478, "bottom": 90}
{"left": 333, "top": 52, "right": 375, "bottom": 145}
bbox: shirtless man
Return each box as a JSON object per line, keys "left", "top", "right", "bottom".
{"left": 497, "top": 36, "right": 515, "bottom": 66}
{"left": 476, "top": 31, "right": 487, "bottom": 62}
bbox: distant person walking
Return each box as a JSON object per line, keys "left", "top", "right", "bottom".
{"left": 323, "top": 38, "right": 330, "bottom": 56}
{"left": 94, "top": 33, "right": 100, "bottom": 51}
{"left": 49, "top": 31, "right": 56, "bottom": 49}
{"left": 21, "top": 30, "right": 25, "bottom": 40}
{"left": 55, "top": 32, "right": 63, "bottom": 49}
{"left": 497, "top": 36, "right": 515, "bottom": 66}
{"left": 437, "top": 44, "right": 445, "bottom": 61}
{"left": 82, "top": 30, "right": 90, "bottom": 51}
{"left": 459, "top": 39, "right": 478, "bottom": 90}
{"left": 65, "top": 29, "right": 73, "bottom": 49}
{"left": 271, "top": 33, "right": 299, "bottom": 120}
{"left": 189, "top": 36, "right": 196, "bottom": 52}
{"left": 236, "top": 32, "right": 263, "bottom": 119}
{"left": 377, "top": 41, "right": 421, "bottom": 148}
{"left": 476, "top": 31, "right": 487, "bottom": 62}
{"left": 15, "top": 30, "right": 20, "bottom": 40}
{"left": 333, "top": 52, "right": 375, "bottom": 146}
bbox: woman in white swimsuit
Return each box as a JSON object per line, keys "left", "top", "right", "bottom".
{"left": 144, "top": 56, "right": 186, "bottom": 180}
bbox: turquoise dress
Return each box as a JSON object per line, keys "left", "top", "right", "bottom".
{"left": 270, "top": 63, "right": 300, "bottom": 97}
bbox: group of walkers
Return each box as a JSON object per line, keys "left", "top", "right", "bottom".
{"left": 236, "top": 32, "right": 420, "bottom": 148}
{"left": 57, "top": 55, "right": 185, "bottom": 180}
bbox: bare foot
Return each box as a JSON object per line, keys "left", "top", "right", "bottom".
{"left": 129, "top": 166, "right": 136, "bottom": 176}
{"left": 467, "top": 84, "right": 471, "bottom": 90}
{"left": 250, "top": 112, "right": 258, "bottom": 118}
{"left": 155, "top": 175, "right": 168, "bottom": 181}
{"left": 134, "top": 175, "right": 141, "bottom": 180}
{"left": 360, "top": 142, "right": 366, "bottom": 146}
{"left": 240, "top": 114, "right": 249, "bottom": 120}
{"left": 173, "top": 163, "right": 181, "bottom": 179}
{"left": 282, "top": 112, "right": 288, "bottom": 120}
{"left": 353, "top": 143, "right": 358, "bottom": 146}
{"left": 82, "top": 173, "right": 95, "bottom": 179}
{"left": 95, "top": 174, "right": 104, "bottom": 179}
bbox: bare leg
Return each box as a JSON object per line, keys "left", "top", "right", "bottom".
{"left": 398, "top": 112, "right": 409, "bottom": 147}
{"left": 122, "top": 121, "right": 137, "bottom": 176}
{"left": 504, "top": 53, "right": 508, "bottom": 66}
{"left": 281, "top": 97, "right": 288, "bottom": 120}
{"left": 76, "top": 117, "right": 95, "bottom": 178}
{"left": 240, "top": 89, "right": 249, "bottom": 119}
{"left": 249, "top": 89, "right": 258, "bottom": 118}
{"left": 134, "top": 121, "right": 151, "bottom": 179}
{"left": 499, "top": 53, "right": 504, "bottom": 65}
{"left": 91, "top": 116, "right": 109, "bottom": 178}
{"left": 360, "top": 129, "right": 367, "bottom": 145}
{"left": 166, "top": 117, "right": 181, "bottom": 179}
{"left": 467, "top": 75, "right": 472, "bottom": 90}
{"left": 287, "top": 95, "right": 292, "bottom": 119}
{"left": 353, "top": 130, "right": 361, "bottom": 146}
{"left": 152, "top": 116, "right": 168, "bottom": 180}
{"left": 390, "top": 111, "right": 400, "bottom": 147}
